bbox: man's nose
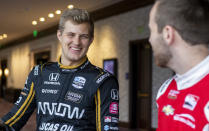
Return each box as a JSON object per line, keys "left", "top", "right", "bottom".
{"left": 73, "top": 36, "right": 81, "bottom": 45}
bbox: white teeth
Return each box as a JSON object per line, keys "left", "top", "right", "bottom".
{"left": 71, "top": 47, "right": 80, "bottom": 51}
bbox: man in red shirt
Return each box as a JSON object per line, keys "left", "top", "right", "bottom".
{"left": 148, "top": 0, "right": 209, "bottom": 130}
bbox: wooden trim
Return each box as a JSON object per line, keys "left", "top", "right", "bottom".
{"left": 0, "top": 0, "right": 154, "bottom": 50}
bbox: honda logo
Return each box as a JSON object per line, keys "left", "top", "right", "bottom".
{"left": 49, "top": 73, "right": 60, "bottom": 81}
{"left": 111, "top": 89, "right": 119, "bottom": 100}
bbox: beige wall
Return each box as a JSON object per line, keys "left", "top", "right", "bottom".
{"left": 0, "top": 34, "right": 59, "bottom": 89}
{"left": 9, "top": 44, "right": 30, "bottom": 88}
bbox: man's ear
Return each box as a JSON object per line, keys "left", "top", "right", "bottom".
{"left": 89, "top": 36, "right": 94, "bottom": 44}
{"left": 57, "top": 30, "right": 62, "bottom": 42}
{"left": 162, "top": 25, "right": 175, "bottom": 45}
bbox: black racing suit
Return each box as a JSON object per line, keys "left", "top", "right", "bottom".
{"left": 1, "top": 57, "right": 119, "bottom": 131}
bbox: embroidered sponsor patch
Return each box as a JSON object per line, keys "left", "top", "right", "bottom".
{"left": 104, "top": 116, "right": 118, "bottom": 123}
{"left": 104, "top": 116, "right": 111, "bottom": 123}
{"left": 49, "top": 73, "right": 60, "bottom": 81}
{"left": 104, "top": 125, "right": 109, "bottom": 131}
{"left": 72, "top": 76, "right": 86, "bottom": 89}
{"left": 104, "top": 125, "right": 118, "bottom": 131}
{"left": 111, "top": 117, "right": 119, "bottom": 123}
{"left": 167, "top": 90, "right": 179, "bottom": 99}
{"left": 65, "top": 91, "right": 83, "bottom": 103}
{"left": 15, "top": 96, "right": 22, "bottom": 105}
{"left": 183, "top": 94, "right": 199, "bottom": 111}
{"left": 109, "top": 126, "right": 119, "bottom": 130}
{"left": 34, "top": 65, "right": 39, "bottom": 75}
{"left": 109, "top": 102, "right": 119, "bottom": 114}
{"left": 96, "top": 73, "right": 110, "bottom": 84}
{"left": 38, "top": 102, "right": 85, "bottom": 119}
{"left": 162, "top": 105, "right": 174, "bottom": 116}
{"left": 173, "top": 113, "right": 195, "bottom": 129}
{"left": 42, "top": 89, "right": 59, "bottom": 94}
{"left": 39, "top": 122, "right": 74, "bottom": 131}
{"left": 111, "top": 89, "right": 119, "bottom": 100}
{"left": 44, "top": 73, "right": 61, "bottom": 85}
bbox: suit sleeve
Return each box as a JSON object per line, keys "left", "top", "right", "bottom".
{"left": 95, "top": 76, "right": 119, "bottom": 131}
{"left": 1, "top": 65, "right": 40, "bottom": 130}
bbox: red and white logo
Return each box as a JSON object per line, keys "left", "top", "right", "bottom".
{"left": 104, "top": 116, "right": 111, "bottom": 122}
{"left": 183, "top": 94, "right": 199, "bottom": 111}
{"left": 173, "top": 113, "right": 195, "bottom": 129}
{"left": 167, "top": 90, "right": 179, "bottom": 99}
{"left": 109, "top": 102, "right": 119, "bottom": 114}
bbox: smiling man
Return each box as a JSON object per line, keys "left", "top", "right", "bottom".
{"left": 0, "top": 8, "right": 119, "bottom": 131}
{"left": 148, "top": 0, "right": 209, "bottom": 130}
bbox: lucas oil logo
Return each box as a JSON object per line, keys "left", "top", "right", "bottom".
{"left": 39, "top": 122, "right": 73, "bottom": 131}
{"left": 72, "top": 76, "right": 86, "bottom": 89}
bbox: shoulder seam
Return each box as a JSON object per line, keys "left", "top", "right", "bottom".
{"left": 156, "top": 78, "right": 173, "bottom": 100}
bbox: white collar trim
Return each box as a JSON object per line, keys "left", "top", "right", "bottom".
{"left": 175, "top": 55, "right": 209, "bottom": 90}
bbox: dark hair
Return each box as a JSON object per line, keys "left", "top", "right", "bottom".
{"left": 155, "top": 0, "right": 209, "bottom": 45}
{"left": 58, "top": 8, "right": 94, "bottom": 38}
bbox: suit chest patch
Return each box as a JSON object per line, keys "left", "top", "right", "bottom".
{"left": 65, "top": 91, "right": 83, "bottom": 103}
{"left": 72, "top": 76, "right": 86, "bottom": 89}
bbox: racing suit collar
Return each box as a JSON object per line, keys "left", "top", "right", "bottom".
{"left": 174, "top": 55, "right": 209, "bottom": 90}
{"left": 58, "top": 56, "right": 87, "bottom": 69}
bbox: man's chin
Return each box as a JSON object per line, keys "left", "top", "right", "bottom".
{"left": 68, "top": 55, "right": 84, "bottom": 62}
{"left": 155, "top": 60, "right": 168, "bottom": 68}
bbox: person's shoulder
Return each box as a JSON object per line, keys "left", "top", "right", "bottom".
{"left": 30, "top": 62, "right": 57, "bottom": 75}
{"left": 94, "top": 66, "right": 117, "bottom": 84}
{"left": 156, "top": 77, "right": 174, "bottom": 100}
{"left": 88, "top": 64, "right": 108, "bottom": 75}
{"left": 42, "top": 62, "right": 57, "bottom": 68}
{"left": 41, "top": 62, "right": 58, "bottom": 71}
{"left": 86, "top": 64, "right": 115, "bottom": 84}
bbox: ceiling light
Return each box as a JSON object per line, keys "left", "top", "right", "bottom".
{"left": 4, "top": 68, "right": 9, "bottom": 77}
{"left": 55, "top": 10, "right": 61, "bottom": 15}
{"left": 0, "top": 35, "right": 3, "bottom": 40}
{"left": 0, "top": 69, "right": 2, "bottom": 77}
{"left": 39, "top": 17, "right": 45, "bottom": 22}
{"left": 3, "top": 34, "right": 7, "bottom": 38}
{"left": 48, "top": 13, "right": 54, "bottom": 18}
{"left": 32, "top": 21, "right": 37, "bottom": 25}
{"left": 68, "top": 5, "right": 74, "bottom": 9}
